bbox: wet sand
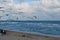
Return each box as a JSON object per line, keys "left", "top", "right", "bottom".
{"left": 0, "top": 30, "right": 60, "bottom": 40}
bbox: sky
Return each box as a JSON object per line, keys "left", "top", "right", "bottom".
{"left": 0, "top": 0, "right": 60, "bottom": 20}
{"left": 13, "top": 0, "right": 20, "bottom": 4}
{"left": 13, "top": 0, "right": 39, "bottom": 4}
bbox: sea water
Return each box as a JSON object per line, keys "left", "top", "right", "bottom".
{"left": 0, "top": 21, "right": 60, "bottom": 35}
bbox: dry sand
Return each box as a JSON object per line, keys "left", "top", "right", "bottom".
{"left": 0, "top": 30, "right": 60, "bottom": 40}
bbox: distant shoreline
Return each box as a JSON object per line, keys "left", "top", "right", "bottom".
{"left": 0, "top": 20, "right": 60, "bottom": 22}
{"left": 0, "top": 20, "right": 60, "bottom": 24}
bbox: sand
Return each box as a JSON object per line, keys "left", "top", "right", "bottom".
{"left": 0, "top": 30, "right": 60, "bottom": 40}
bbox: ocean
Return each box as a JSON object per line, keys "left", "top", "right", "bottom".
{"left": 0, "top": 20, "right": 60, "bottom": 35}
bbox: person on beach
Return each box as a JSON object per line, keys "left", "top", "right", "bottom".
{"left": 0, "top": 29, "right": 6, "bottom": 35}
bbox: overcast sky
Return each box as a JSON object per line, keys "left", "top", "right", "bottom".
{"left": 0, "top": 0, "right": 60, "bottom": 21}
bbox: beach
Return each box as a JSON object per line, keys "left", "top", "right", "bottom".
{"left": 0, "top": 30, "right": 60, "bottom": 40}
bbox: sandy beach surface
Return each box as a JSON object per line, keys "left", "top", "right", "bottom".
{"left": 0, "top": 30, "right": 60, "bottom": 40}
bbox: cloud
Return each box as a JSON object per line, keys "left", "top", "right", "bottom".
{"left": 24, "top": 0, "right": 60, "bottom": 20}
{"left": 0, "top": 0, "right": 60, "bottom": 20}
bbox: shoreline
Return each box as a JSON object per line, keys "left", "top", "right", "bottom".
{"left": 3, "top": 29, "right": 60, "bottom": 38}
{"left": 0, "top": 30, "right": 60, "bottom": 40}
{"left": 1, "top": 29, "right": 60, "bottom": 38}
